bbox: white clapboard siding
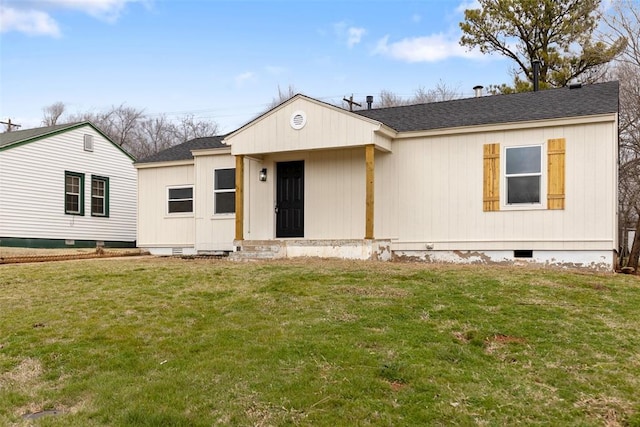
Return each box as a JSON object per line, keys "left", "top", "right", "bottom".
{"left": 0, "top": 125, "right": 136, "bottom": 242}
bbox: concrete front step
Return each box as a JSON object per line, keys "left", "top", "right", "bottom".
{"left": 229, "top": 240, "right": 284, "bottom": 261}
{"left": 228, "top": 250, "right": 279, "bottom": 261}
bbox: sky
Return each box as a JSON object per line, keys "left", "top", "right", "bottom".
{"left": 0, "top": 0, "right": 516, "bottom": 134}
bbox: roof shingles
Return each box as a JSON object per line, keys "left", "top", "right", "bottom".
{"left": 0, "top": 122, "right": 83, "bottom": 148}
{"left": 355, "top": 81, "right": 619, "bottom": 132}
{"left": 135, "top": 81, "right": 619, "bottom": 164}
{"left": 135, "top": 136, "right": 226, "bottom": 163}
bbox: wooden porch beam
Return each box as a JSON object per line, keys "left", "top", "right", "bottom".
{"left": 235, "top": 155, "right": 244, "bottom": 241}
{"left": 365, "top": 144, "right": 374, "bottom": 239}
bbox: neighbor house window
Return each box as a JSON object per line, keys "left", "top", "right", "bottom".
{"left": 91, "top": 175, "right": 109, "bottom": 217}
{"left": 168, "top": 186, "right": 193, "bottom": 214}
{"left": 65, "top": 171, "right": 84, "bottom": 215}
{"left": 214, "top": 168, "right": 235, "bottom": 214}
{"left": 505, "top": 146, "right": 541, "bottom": 204}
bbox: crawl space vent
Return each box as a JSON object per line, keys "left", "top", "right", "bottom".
{"left": 290, "top": 111, "right": 307, "bottom": 130}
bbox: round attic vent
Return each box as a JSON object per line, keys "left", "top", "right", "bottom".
{"left": 290, "top": 111, "right": 307, "bottom": 130}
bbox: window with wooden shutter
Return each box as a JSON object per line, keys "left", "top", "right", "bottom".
{"left": 483, "top": 143, "right": 500, "bottom": 211}
{"left": 547, "top": 138, "right": 565, "bottom": 210}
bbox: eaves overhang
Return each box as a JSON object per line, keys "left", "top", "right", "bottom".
{"left": 391, "top": 112, "right": 618, "bottom": 139}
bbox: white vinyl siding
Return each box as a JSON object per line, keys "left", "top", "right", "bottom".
{"left": 0, "top": 125, "right": 136, "bottom": 242}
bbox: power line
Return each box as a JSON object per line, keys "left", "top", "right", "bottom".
{"left": 0, "top": 119, "right": 21, "bottom": 132}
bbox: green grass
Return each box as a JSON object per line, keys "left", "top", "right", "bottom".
{"left": 1, "top": 258, "right": 639, "bottom": 426}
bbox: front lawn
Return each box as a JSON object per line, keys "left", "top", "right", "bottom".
{"left": 1, "top": 258, "right": 639, "bottom": 426}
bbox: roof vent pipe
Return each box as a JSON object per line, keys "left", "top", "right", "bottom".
{"left": 473, "top": 85, "right": 484, "bottom": 98}
{"left": 366, "top": 95, "right": 373, "bottom": 110}
{"left": 532, "top": 59, "right": 541, "bottom": 92}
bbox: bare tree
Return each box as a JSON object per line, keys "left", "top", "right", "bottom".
{"left": 375, "top": 82, "right": 462, "bottom": 108}
{"left": 172, "top": 114, "right": 219, "bottom": 143}
{"left": 377, "top": 89, "right": 407, "bottom": 108}
{"left": 414, "top": 80, "right": 463, "bottom": 103}
{"left": 604, "top": 0, "right": 640, "bottom": 271}
{"left": 66, "top": 104, "right": 144, "bottom": 155}
{"left": 42, "top": 102, "right": 220, "bottom": 160}
{"left": 137, "top": 115, "right": 177, "bottom": 159}
{"left": 42, "top": 102, "right": 66, "bottom": 126}
{"left": 268, "top": 84, "right": 297, "bottom": 109}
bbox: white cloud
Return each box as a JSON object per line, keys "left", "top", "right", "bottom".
{"left": 0, "top": 7, "right": 61, "bottom": 37}
{"left": 456, "top": 0, "right": 480, "bottom": 14}
{"left": 44, "top": 0, "right": 150, "bottom": 22}
{"left": 333, "top": 21, "right": 366, "bottom": 48}
{"left": 373, "top": 33, "right": 484, "bottom": 63}
{"left": 235, "top": 71, "right": 256, "bottom": 87}
{"left": 0, "top": 0, "right": 148, "bottom": 37}
{"left": 347, "top": 26, "right": 365, "bottom": 47}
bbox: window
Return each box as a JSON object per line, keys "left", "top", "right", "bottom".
{"left": 214, "top": 168, "right": 235, "bottom": 214}
{"left": 65, "top": 171, "right": 84, "bottom": 215}
{"left": 483, "top": 140, "right": 565, "bottom": 212}
{"left": 168, "top": 187, "right": 193, "bottom": 213}
{"left": 505, "top": 146, "right": 541, "bottom": 204}
{"left": 91, "top": 175, "right": 109, "bottom": 217}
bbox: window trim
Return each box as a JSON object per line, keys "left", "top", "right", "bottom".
{"left": 91, "top": 175, "right": 109, "bottom": 217}
{"left": 64, "top": 171, "right": 85, "bottom": 216}
{"left": 502, "top": 144, "right": 546, "bottom": 210}
{"left": 213, "top": 168, "right": 236, "bottom": 215}
{"left": 167, "top": 185, "right": 194, "bottom": 215}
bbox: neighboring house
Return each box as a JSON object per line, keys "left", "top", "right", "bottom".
{"left": 136, "top": 81, "right": 619, "bottom": 270}
{"left": 0, "top": 122, "right": 137, "bottom": 248}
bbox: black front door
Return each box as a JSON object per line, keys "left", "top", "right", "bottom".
{"left": 276, "top": 161, "right": 304, "bottom": 238}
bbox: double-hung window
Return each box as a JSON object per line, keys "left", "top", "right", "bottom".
{"left": 505, "top": 146, "right": 542, "bottom": 205}
{"left": 65, "top": 171, "right": 84, "bottom": 215}
{"left": 214, "top": 168, "right": 235, "bottom": 214}
{"left": 91, "top": 175, "right": 109, "bottom": 217}
{"left": 168, "top": 187, "right": 193, "bottom": 214}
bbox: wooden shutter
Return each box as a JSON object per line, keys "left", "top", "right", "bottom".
{"left": 547, "top": 138, "right": 565, "bottom": 210}
{"left": 483, "top": 143, "right": 500, "bottom": 211}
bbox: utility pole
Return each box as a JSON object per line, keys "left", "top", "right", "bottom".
{"left": 0, "top": 119, "right": 21, "bottom": 132}
{"left": 343, "top": 94, "right": 361, "bottom": 112}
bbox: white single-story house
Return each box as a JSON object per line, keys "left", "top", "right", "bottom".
{"left": 136, "top": 81, "right": 619, "bottom": 270}
{"left": 0, "top": 122, "right": 137, "bottom": 248}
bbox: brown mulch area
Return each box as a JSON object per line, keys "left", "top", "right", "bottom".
{"left": 0, "top": 249, "right": 148, "bottom": 264}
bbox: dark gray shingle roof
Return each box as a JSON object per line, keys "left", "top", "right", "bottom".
{"left": 355, "top": 81, "right": 619, "bottom": 132}
{"left": 136, "top": 136, "right": 226, "bottom": 164}
{"left": 0, "top": 122, "right": 83, "bottom": 148}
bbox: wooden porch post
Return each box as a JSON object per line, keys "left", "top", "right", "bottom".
{"left": 365, "top": 144, "right": 375, "bottom": 239}
{"left": 235, "top": 155, "right": 244, "bottom": 241}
